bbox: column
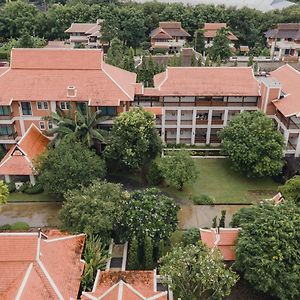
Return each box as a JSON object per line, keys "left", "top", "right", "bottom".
{"left": 161, "top": 108, "right": 166, "bottom": 143}
{"left": 295, "top": 133, "right": 300, "bottom": 157}
{"left": 191, "top": 109, "right": 197, "bottom": 145}
{"left": 4, "top": 175, "right": 10, "bottom": 183}
{"left": 176, "top": 108, "right": 181, "bottom": 144}
{"left": 29, "top": 175, "right": 36, "bottom": 185}
{"left": 50, "top": 101, "right": 56, "bottom": 113}
{"left": 223, "top": 109, "right": 229, "bottom": 126}
{"left": 206, "top": 109, "right": 212, "bottom": 144}
{"left": 284, "top": 130, "right": 289, "bottom": 147}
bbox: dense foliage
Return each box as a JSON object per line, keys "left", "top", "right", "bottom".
{"left": 59, "top": 180, "right": 127, "bottom": 241}
{"left": 0, "top": 180, "right": 9, "bottom": 205}
{"left": 232, "top": 204, "right": 300, "bottom": 300}
{"left": 104, "top": 108, "right": 162, "bottom": 170}
{"left": 159, "top": 242, "right": 238, "bottom": 300}
{"left": 121, "top": 188, "right": 179, "bottom": 244}
{"left": 209, "top": 28, "right": 231, "bottom": 61}
{"left": 219, "top": 111, "right": 284, "bottom": 177}
{"left": 38, "top": 137, "right": 106, "bottom": 197}
{"left": 279, "top": 175, "right": 300, "bottom": 206}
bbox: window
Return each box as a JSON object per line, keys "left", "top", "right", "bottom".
{"left": 98, "top": 106, "right": 117, "bottom": 116}
{"left": 0, "top": 125, "right": 14, "bottom": 136}
{"left": 39, "top": 121, "right": 45, "bottom": 130}
{"left": 0, "top": 106, "right": 11, "bottom": 116}
{"left": 48, "top": 121, "right": 53, "bottom": 129}
{"left": 60, "top": 102, "right": 70, "bottom": 110}
{"left": 21, "top": 102, "right": 32, "bottom": 116}
{"left": 36, "top": 102, "right": 49, "bottom": 110}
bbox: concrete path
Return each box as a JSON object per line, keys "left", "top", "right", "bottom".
{"left": 178, "top": 204, "right": 250, "bottom": 229}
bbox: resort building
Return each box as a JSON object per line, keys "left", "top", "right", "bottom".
{"left": 65, "top": 20, "right": 103, "bottom": 48}
{"left": 264, "top": 23, "right": 300, "bottom": 61}
{"left": 0, "top": 231, "right": 85, "bottom": 299}
{"left": 149, "top": 22, "right": 190, "bottom": 52}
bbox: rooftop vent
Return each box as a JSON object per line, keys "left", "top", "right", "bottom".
{"left": 67, "top": 86, "right": 77, "bottom": 97}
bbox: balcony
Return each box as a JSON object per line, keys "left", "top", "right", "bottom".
{"left": 210, "top": 135, "right": 221, "bottom": 143}
{"left": 0, "top": 112, "right": 13, "bottom": 120}
{"left": 275, "top": 111, "right": 300, "bottom": 129}
{"left": 211, "top": 119, "right": 224, "bottom": 125}
{"left": 196, "top": 119, "right": 208, "bottom": 125}
{"left": 0, "top": 131, "right": 17, "bottom": 140}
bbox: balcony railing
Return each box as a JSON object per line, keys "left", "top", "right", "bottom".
{"left": 211, "top": 119, "right": 224, "bottom": 125}
{"left": 275, "top": 111, "right": 300, "bottom": 129}
{"left": 0, "top": 112, "right": 13, "bottom": 120}
{"left": 0, "top": 131, "right": 17, "bottom": 140}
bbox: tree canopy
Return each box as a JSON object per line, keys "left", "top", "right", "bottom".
{"left": 0, "top": 180, "right": 9, "bottom": 205}
{"left": 159, "top": 242, "right": 238, "bottom": 300}
{"left": 232, "top": 204, "right": 300, "bottom": 300}
{"left": 219, "top": 111, "right": 284, "bottom": 177}
{"left": 209, "top": 27, "right": 232, "bottom": 62}
{"left": 37, "top": 137, "right": 106, "bottom": 198}
{"left": 279, "top": 175, "right": 300, "bottom": 206}
{"left": 104, "top": 108, "right": 162, "bottom": 170}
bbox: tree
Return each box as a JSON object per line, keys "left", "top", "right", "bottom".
{"left": 144, "top": 235, "right": 154, "bottom": 269}
{"left": 209, "top": 28, "right": 232, "bottom": 62}
{"left": 105, "top": 37, "right": 124, "bottom": 67}
{"left": 232, "top": 204, "right": 300, "bottom": 300}
{"left": 219, "top": 210, "right": 226, "bottom": 227}
{"left": 190, "top": 52, "right": 196, "bottom": 66}
{"left": 212, "top": 216, "right": 217, "bottom": 228}
{"left": 160, "top": 151, "right": 198, "bottom": 190}
{"left": 194, "top": 28, "right": 205, "bottom": 53}
{"left": 59, "top": 180, "right": 126, "bottom": 240}
{"left": 247, "top": 55, "right": 254, "bottom": 66}
{"left": 215, "top": 54, "right": 221, "bottom": 66}
{"left": 121, "top": 188, "right": 179, "bottom": 245}
{"left": 81, "top": 236, "right": 109, "bottom": 291}
{"left": 104, "top": 108, "right": 162, "bottom": 170}
{"left": 122, "top": 47, "right": 135, "bottom": 72}
{"left": 279, "top": 175, "right": 300, "bottom": 206}
{"left": 0, "top": 180, "right": 9, "bottom": 205}
{"left": 159, "top": 242, "right": 238, "bottom": 300}
{"left": 18, "top": 31, "right": 35, "bottom": 48}
{"left": 38, "top": 137, "right": 106, "bottom": 197}
{"left": 204, "top": 54, "right": 211, "bottom": 66}
{"left": 127, "top": 236, "right": 140, "bottom": 270}
{"left": 219, "top": 111, "right": 284, "bottom": 177}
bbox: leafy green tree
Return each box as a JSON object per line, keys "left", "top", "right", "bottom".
{"left": 146, "top": 160, "right": 163, "bottom": 186}
{"left": 194, "top": 28, "right": 205, "bottom": 53}
{"left": 38, "top": 137, "right": 106, "bottom": 197}
{"left": 197, "top": 54, "right": 203, "bottom": 66}
{"left": 157, "top": 239, "right": 166, "bottom": 259}
{"left": 127, "top": 236, "right": 140, "bottom": 270}
{"left": 159, "top": 242, "right": 238, "bottom": 300}
{"left": 144, "top": 235, "right": 154, "bottom": 269}
{"left": 121, "top": 188, "right": 179, "bottom": 245}
{"left": 122, "top": 47, "right": 135, "bottom": 72}
{"left": 160, "top": 151, "right": 198, "bottom": 190}
{"left": 247, "top": 55, "right": 254, "bottom": 66}
{"left": 218, "top": 210, "right": 226, "bottom": 228}
{"left": 215, "top": 54, "right": 221, "bottom": 66}
{"left": 212, "top": 216, "right": 217, "bottom": 228}
{"left": 18, "top": 31, "right": 35, "bottom": 48}
{"left": 190, "top": 52, "right": 196, "bottom": 66}
{"left": 100, "top": 11, "right": 120, "bottom": 44}
{"left": 253, "top": 61, "right": 259, "bottom": 73}
{"left": 232, "top": 204, "right": 300, "bottom": 300}
{"left": 104, "top": 108, "right": 162, "bottom": 170}
{"left": 219, "top": 111, "right": 284, "bottom": 177}
{"left": 0, "top": 180, "right": 9, "bottom": 205}
{"left": 209, "top": 28, "right": 232, "bottom": 62}
{"left": 59, "top": 180, "right": 126, "bottom": 240}
{"left": 182, "top": 228, "right": 200, "bottom": 246}
{"left": 81, "top": 236, "right": 109, "bottom": 291}
{"left": 204, "top": 54, "right": 211, "bottom": 66}
{"left": 279, "top": 175, "right": 300, "bottom": 206}
{"left": 105, "top": 37, "right": 124, "bottom": 67}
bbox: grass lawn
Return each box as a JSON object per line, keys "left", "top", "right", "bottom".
{"left": 8, "top": 192, "right": 59, "bottom": 202}
{"left": 162, "top": 159, "right": 279, "bottom": 204}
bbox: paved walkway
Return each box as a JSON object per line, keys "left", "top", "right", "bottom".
{"left": 178, "top": 204, "right": 249, "bottom": 229}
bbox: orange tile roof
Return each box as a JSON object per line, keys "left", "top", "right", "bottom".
{"left": 271, "top": 65, "right": 300, "bottom": 117}
{"left": 0, "top": 232, "right": 85, "bottom": 300}
{"left": 200, "top": 228, "right": 240, "bottom": 261}
{"left": 204, "top": 23, "right": 238, "bottom": 40}
{"left": 144, "top": 107, "right": 162, "bottom": 116}
{"left": 0, "top": 49, "right": 136, "bottom": 106}
{"left": 82, "top": 271, "right": 168, "bottom": 300}
{"left": 0, "top": 124, "right": 49, "bottom": 176}
{"left": 65, "top": 23, "right": 99, "bottom": 34}
{"left": 153, "top": 67, "right": 259, "bottom": 97}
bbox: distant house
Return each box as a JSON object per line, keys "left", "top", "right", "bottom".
{"left": 0, "top": 230, "right": 85, "bottom": 300}
{"left": 203, "top": 23, "right": 238, "bottom": 51}
{"left": 264, "top": 23, "right": 300, "bottom": 61}
{"left": 0, "top": 124, "right": 50, "bottom": 185}
{"left": 65, "top": 20, "right": 103, "bottom": 48}
{"left": 200, "top": 228, "right": 240, "bottom": 261}
{"left": 81, "top": 270, "right": 170, "bottom": 300}
{"left": 150, "top": 22, "right": 190, "bottom": 52}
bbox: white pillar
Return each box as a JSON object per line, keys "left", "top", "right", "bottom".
{"left": 50, "top": 101, "right": 56, "bottom": 113}
{"left": 191, "top": 109, "right": 197, "bottom": 145}
{"left": 29, "top": 175, "right": 36, "bottom": 185}
{"left": 284, "top": 130, "right": 289, "bottom": 146}
{"left": 4, "top": 175, "right": 10, "bottom": 183}
{"left": 161, "top": 108, "right": 166, "bottom": 143}
{"left": 295, "top": 134, "right": 300, "bottom": 157}
{"left": 206, "top": 109, "right": 212, "bottom": 144}
{"left": 176, "top": 108, "right": 181, "bottom": 144}
{"left": 223, "top": 109, "right": 229, "bottom": 126}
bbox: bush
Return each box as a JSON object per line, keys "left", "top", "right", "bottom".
{"left": 0, "top": 50, "right": 8, "bottom": 60}
{"left": 152, "top": 48, "right": 167, "bottom": 55}
{"left": 10, "top": 222, "right": 30, "bottom": 230}
{"left": 141, "top": 41, "right": 151, "bottom": 50}
{"left": 146, "top": 161, "right": 163, "bottom": 186}
{"left": 23, "top": 183, "right": 44, "bottom": 194}
{"left": 7, "top": 182, "right": 16, "bottom": 193}
{"left": 0, "top": 224, "right": 12, "bottom": 230}
{"left": 170, "top": 230, "right": 184, "bottom": 247}
{"left": 192, "top": 194, "right": 214, "bottom": 205}
{"left": 144, "top": 235, "right": 154, "bottom": 270}
{"left": 182, "top": 228, "right": 200, "bottom": 246}
{"left": 18, "top": 182, "right": 30, "bottom": 192}
{"left": 127, "top": 236, "right": 140, "bottom": 270}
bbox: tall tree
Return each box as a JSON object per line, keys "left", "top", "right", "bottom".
{"left": 105, "top": 37, "right": 124, "bottom": 67}
{"left": 219, "top": 111, "right": 284, "bottom": 177}
{"left": 194, "top": 28, "right": 205, "bottom": 53}
{"left": 209, "top": 28, "right": 232, "bottom": 62}
{"left": 159, "top": 242, "right": 238, "bottom": 300}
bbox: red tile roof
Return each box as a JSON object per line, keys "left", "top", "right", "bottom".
{"left": 82, "top": 271, "right": 168, "bottom": 300}
{"left": 204, "top": 23, "right": 238, "bottom": 41}
{"left": 0, "top": 49, "right": 136, "bottom": 106}
{"left": 65, "top": 23, "right": 99, "bottom": 34}
{"left": 0, "top": 124, "right": 49, "bottom": 176}
{"left": 200, "top": 228, "right": 240, "bottom": 261}
{"left": 153, "top": 67, "right": 259, "bottom": 96}
{"left": 144, "top": 107, "right": 162, "bottom": 116}
{"left": 0, "top": 232, "right": 85, "bottom": 300}
{"left": 271, "top": 64, "right": 300, "bottom": 117}
{"left": 150, "top": 21, "right": 190, "bottom": 38}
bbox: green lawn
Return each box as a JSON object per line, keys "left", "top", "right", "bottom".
{"left": 8, "top": 192, "right": 59, "bottom": 202}
{"left": 162, "top": 159, "right": 279, "bottom": 204}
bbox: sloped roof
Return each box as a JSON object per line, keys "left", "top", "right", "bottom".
{"left": 82, "top": 271, "right": 168, "bottom": 300}
{"left": 150, "top": 21, "right": 190, "bottom": 38}
{"left": 204, "top": 23, "right": 238, "bottom": 40}
{"left": 65, "top": 23, "right": 99, "bottom": 34}
{"left": 0, "top": 232, "right": 85, "bottom": 300}
{"left": 200, "top": 228, "right": 240, "bottom": 261}
{"left": 0, "top": 124, "right": 49, "bottom": 176}
{"left": 265, "top": 23, "right": 300, "bottom": 40}
{"left": 152, "top": 67, "right": 260, "bottom": 96}
{"left": 271, "top": 64, "right": 300, "bottom": 117}
{"left": 0, "top": 49, "right": 136, "bottom": 106}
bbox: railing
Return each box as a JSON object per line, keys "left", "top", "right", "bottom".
{"left": 275, "top": 111, "right": 300, "bottom": 129}
{"left": 196, "top": 120, "right": 208, "bottom": 125}
{"left": 0, "top": 112, "right": 13, "bottom": 120}
{"left": 211, "top": 119, "right": 224, "bottom": 125}
{"left": 0, "top": 132, "right": 17, "bottom": 140}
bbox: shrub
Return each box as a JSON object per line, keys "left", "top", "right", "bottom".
{"left": 144, "top": 235, "right": 154, "bottom": 270}
{"left": 212, "top": 216, "right": 217, "bottom": 228}
{"left": 219, "top": 210, "right": 226, "bottom": 227}
{"left": 170, "top": 230, "right": 184, "bottom": 247}
{"left": 0, "top": 180, "right": 9, "bottom": 204}
{"left": 0, "top": 224, "right": 11, "bottom": 230}
{"left": 23, "top": 183, "right": 44, "bottom": 194}
{"left": 10, "top": 222, "right": 30, "bottom": 230}
{"left": 152, "top": 48, "right": 167, "bottom": 55}
{"left": 146, "top": 161, "right": 163, "bottom": 186}
{"left": 18, "top": 182, "right": 30, "bottom": 193}
{"left": 192, "top": 194, "right": 214, "bottom": 205}
{"left": 127, "top": 236, "right": 140, "bottom": 270}
{"left": 182, "top": 228, "right": 200, "bottom": 246}
{"left": 7, "top": 182, "right": 16, "bottom": 193}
